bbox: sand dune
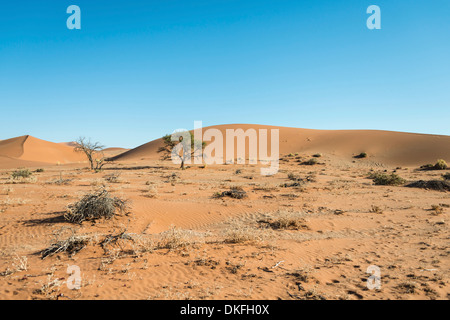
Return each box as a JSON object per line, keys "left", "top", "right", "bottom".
{"left": 1, "top": 125, "right": 448, "bottom": 169}
{"left": 112, "top": 124, "right": 450, "bottom": 166}
{"left": 102, "top": 147, "right": 130, "bottom": 158}
{"left": 0, "top": 135, "right": 85, "bottom": 168}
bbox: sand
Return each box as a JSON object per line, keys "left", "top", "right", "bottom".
{"left": 113, "top": 124, "right": 450, "bottom": 166}
{"left": 0, "top": 136, "right": 85, "bottom": 169}
{"left": 0, "top": 125, "right": 448, "bottom": 300}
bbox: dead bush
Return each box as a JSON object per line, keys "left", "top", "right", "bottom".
{"left": 65, "top": 188, "right": 129, "bottom": 223}
{"left": 213, "top": 186, "right": 247, "bottom": 199}
{"left": 259, "top": 211, "right": 309, "bottom": 230}
{"left": 41, "top": 229, "right": 91, "bottom": 259}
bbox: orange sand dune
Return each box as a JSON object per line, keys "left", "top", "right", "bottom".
{"left": 102, "top": 147, "right": 130, "bottom": 158}
{"left": 112, "top": 124, "right": 450, "bottom": 166}
{"left": 0, "top": 135, "right": 85, "bottom": 168}
{"left": 58, "top": 141, "right": 78, "bottom": 147}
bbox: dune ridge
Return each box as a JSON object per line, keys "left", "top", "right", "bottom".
{"left": 0, "top": 135, "right": 85, "bottom": 168}
{"left": 112, "top": 124, "right": 450, "bottom": 166}
{"left": 1, "top": 125, "right": 449, "bottom": 169}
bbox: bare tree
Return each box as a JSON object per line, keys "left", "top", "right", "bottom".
{"left": 74, "top": 137, "right": 108, "bottom": 171}
{"left": 158, "top": 132, "right": 205, "bottom": 169}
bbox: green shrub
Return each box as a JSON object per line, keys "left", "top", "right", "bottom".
{"left": 420, "top": 159, "right": 448, "bottom": 170}
{"left": 443, "top": 173, "right": 450, "bottom": 180}
{"left": 354, "top": 152, "right": 367, "bottom": 159}
{"left": 434, "top": 159, "right": 447, "bottom": 170}
{"left": 371, "top": 173, "right": 406, "bottom": 186}
{"left": 11, "top": 169, "right": 32, "bottom": 179}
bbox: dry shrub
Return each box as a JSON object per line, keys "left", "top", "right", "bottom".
{"left": 142, "top": 185, "right": 158, "bottom": 198}
{"left": 100, "top": 228, "right": 140, "bottom": 256}
{"left": 41, "top": 229, "right": 91, "bottom": 259}
{"left": 46, "top": 178, "right": 72, "bottom": 185}
{"left": 301, "top": 158, "right": 318, "bottom": 166}
{"left": 369, "top": 205, "right": 383, "bottom": 214}
{"left": 282, "top": 174, "right": 315, "bottom": 188}
{"left": 406, "top": 180, "right": 450, "bottom": 192}
{"left": 260, "top": 211, "right": 309, "bottom": 230}
{"left": 224, "top": 225, "right": 261, "bottom": 244}
{"left": 213, "top": 186, "right": 247, "bottom": 199}
{"left": 431, "top": 205, "right": 444, "bottom": 215}
{"left": 1, "top": 187, "right": 14, "bottom": 195}
{"left": 3, "top": 176, "right": 37, "bottom": 184}
{"left": 289, "top": 266, "right": 314, "bottom": 283}
{"left": 65, "top": 188, "right": 129, "bottom": 223}
{"left": 287, "top": 172, "right": 302, "bottom": 181}
{"left": 157, "top": 227, "right": 202, "bottom": 250}
{"left": 103, "top": 172, "right": 122, "bottom": 183}
{"left": 397, "top": 281, "right": 418, "bottom": 294}
{"left": 164, "top": 172, "right": 180, "bottom": 183}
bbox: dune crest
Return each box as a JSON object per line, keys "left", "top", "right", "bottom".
{"left": 0, "top": 135, "right": 85, "bottom": 168}
{"left": 112, "top": 124, "right": 450, "bottom": 166}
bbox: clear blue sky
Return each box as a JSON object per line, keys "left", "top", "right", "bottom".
{"left": 1, "top": 0, "right": 449, "bottom": 148}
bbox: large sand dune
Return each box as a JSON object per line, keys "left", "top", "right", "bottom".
{"left": 0, "top": 135, "right": 85, "bottom": 168}
{"left": 112, "top": 124, "right": 450, "bottom": 166}
{"left": 1, "top": 125, "right": 448, "bottom": 169}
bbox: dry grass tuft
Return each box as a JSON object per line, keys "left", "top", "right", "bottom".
{"left": 369, "top": 205, "right": 383, "bottom": 214}
{"left": 431, "top": 205, "right": 444, "bottom": 215}
{"left": 103, "top": 172, "right": 123, "bottom": 183}
{"left": 260, "top": 211, "right": 309, "bottom": 230}
{"left": 397, "top": 281, "right": 418, "bottom": 294}
{"left": 156, "top": 227, "right": 203, "bottom": 250}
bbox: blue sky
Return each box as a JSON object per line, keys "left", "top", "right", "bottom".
{"left": 1, "top": 0, "right": 449, "bottom": 148}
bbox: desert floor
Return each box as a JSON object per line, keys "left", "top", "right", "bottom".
{"left": 0, "top": 155, "right": 448, "bottom": 300}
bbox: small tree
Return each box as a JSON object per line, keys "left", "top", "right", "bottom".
{"left": 158, "top": 131, "right": 206, "bottom": 169}
{"left": 74, "top": 137, "right": 107, "bottom": 171}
